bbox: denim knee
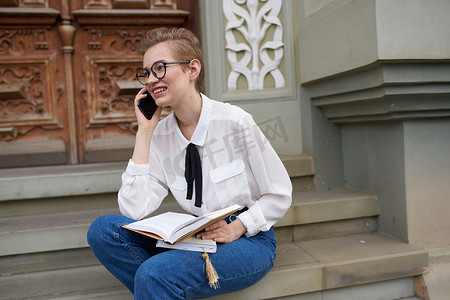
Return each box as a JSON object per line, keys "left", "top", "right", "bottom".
{"left": 87, "top": 215, "right": 124, "bottom": 248}
{"left": 135, "top": 257, "right": 168, "bottom": 285}
{"left": 87, "top": 216, "right": 105, "bottom": 247}
{"left": 134, "top": 259, "right": 184, "bottom": 300}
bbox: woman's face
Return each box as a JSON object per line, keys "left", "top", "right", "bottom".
{"left": 142, "top": 41, "right": 191, "bottom": 108}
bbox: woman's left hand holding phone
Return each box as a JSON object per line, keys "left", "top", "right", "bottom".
{"left": 132, "top": 88, "right": 162, "bottom": 164}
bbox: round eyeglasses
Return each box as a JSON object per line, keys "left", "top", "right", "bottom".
{"left": 136, "top": 61, "right": 190, "bottom": 85}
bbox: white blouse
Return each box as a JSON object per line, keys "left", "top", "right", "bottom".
{"left": 118, "top": 94, "right": 292, "bottom": 237}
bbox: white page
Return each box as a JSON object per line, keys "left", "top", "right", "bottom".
{"left": 170, "top": 204, "right": 243, "bottom": 242}
{"left": 126, "top": 204, "right": 243, "bottom": 243}
{"left": 170, "top": 216, "right": 213, "bottom": 242}
{"left": 156, "top": 237, "right": 217, "bottom": 253}
{"left": 126, "top": 212, "right": 196, "bottom": 241}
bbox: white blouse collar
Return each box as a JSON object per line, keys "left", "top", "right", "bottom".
{"left": 171, "top": 93, "right": 212, "bottom": 150}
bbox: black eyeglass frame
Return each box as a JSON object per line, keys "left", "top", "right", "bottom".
{"left": 136, "top": 61, "right": 191, "bottom": 85}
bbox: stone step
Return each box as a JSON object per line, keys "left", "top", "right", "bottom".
{"left": 0, "top": 208, "right": 119, "bottom": 257}
{"left": 423, "top": 246, "right": 450, "bottom": 300}
{"left": 279, "top": 188, "right": 379, "bottom": 226}
{"left": 0, "top": 232, "right": 427, "bottom": 300}
{"left": 0, "top": 155, "right": 313, "bottom": 201}
{"left": 0, "top": 162, "right": 126, "bottom": 202}
{"left": 276, "top": 188, "right": 379, "bottom": 242}
{"left": 210, "top": 232, "right": 427, "bottom": 300}
{"left": 39, "top": 285, "right": 424, "bottom": 300}
{"left": 0, "top": 188, "right": 378, "bottom": 275}
{"left": 0, "top": 155, "right": 314, "bottom": 218}
{"left": 0, "top": 188, "right": 378, "bottom": 256}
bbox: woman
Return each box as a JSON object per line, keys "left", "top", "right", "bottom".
{"left": 87, "top": 27, "right": 292, "bottom": 299}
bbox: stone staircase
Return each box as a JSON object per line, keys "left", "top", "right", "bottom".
{"left": 0, "top": 156, "right": 428, "bottom": 300}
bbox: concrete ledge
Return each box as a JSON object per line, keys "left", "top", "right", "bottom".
{"left": 0, "top": 156, "right": 312, "bottom": 202}
{"left": 0, "top": 162, "right": 126, "bottom": 201}
{"left": 424, "top": 246, "right": 450, "bottom": 300}
{"left": 0, "top": 233, "right": 427, "bottom": 300}
{"left": 0, "top": 208, "right": 119, "bottom": 256}
{"left": 0, "top": 189, "right": 376, "bottom": 259}
{"left": 40, "top": 278, "right": 422, "bottom": 300}
{"left": 0, "top": 248, "right": 98, "bottom": 276}
{"left": 0, "top": 200, "right": 179, "bottom": 259}
{"left": 210, "top": 233, "right": 427, "bottom": 300}
{"left": 300, "top": 232, "right": 428, "bottom": 289}
{"left": 279, "top": 155, "right": 314, "bottom": 177}
{"left": 215, "top": 242, "right": 322, "bottom": 299}
{"left": 305, "top": 61, "right": 450, "bottom": 123}
{"left": 0, "top": 265, "right": 126, "bottom": 300}
{"left": 277, "top": 188, "right": 379, "bottom": 227}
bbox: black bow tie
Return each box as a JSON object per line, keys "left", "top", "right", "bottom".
{"left": 185, "top": 143, "right": 202, "bottom": 207}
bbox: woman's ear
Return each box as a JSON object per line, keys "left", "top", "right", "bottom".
{"left": 188, "top": 59, "right": 201, "bottom": 81}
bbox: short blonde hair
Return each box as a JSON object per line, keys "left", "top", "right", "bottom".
{"left": 139, "top": 27, "right": 204, "bottom": 92}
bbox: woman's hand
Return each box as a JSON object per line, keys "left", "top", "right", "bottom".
{"left": 196, "top": 219, "right": 247, "bottom": 244}
{"left": 131, "top": 88, "right": 162, "bottom": 164}
{"left": 134, "top": 88, "right": 162, "bottom": 132}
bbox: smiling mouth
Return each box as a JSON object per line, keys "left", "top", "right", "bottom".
{"left": 153, "top": 87, "right": 167, "bottom": 94}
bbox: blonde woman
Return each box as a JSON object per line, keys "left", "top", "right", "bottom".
{"left": 88, "top": 27, "right": 292, "bottom": 299}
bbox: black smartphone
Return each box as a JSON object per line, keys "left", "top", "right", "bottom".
{"left": 137, "top": 91, "right": 158, "bottom": 120}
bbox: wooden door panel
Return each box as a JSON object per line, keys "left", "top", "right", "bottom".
{"left": 0, "top": 0, "right": 198, "bottom": 168}
{"left": 79, "top": 52, "right": 142, "bottom": 162}
{"left": 72, "top": 2, "right": 194, "bottom": 163}
{"left": 0, "top": 5, "right": 68, "bottom": 168}
{"left": 72, "top": 27, "right": 167, "bottom": 163}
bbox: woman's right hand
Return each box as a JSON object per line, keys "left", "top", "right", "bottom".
{"left": 134, "top": 88, "right": 162, "bottom": 133}
{"left": 131, "top": 88, "right": 162, "bottom": 164}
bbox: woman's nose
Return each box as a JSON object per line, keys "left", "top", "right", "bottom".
{"left": 146, "top": 72, "right": 159, "bottom": 85}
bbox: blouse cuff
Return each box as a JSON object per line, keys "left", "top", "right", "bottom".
{"left": 126, "top": 159, "right": 150, "bottom": 176}
{"left": 237, "top": 212, "right": 259, "bottom": 237}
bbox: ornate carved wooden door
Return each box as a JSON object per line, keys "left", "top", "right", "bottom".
{"left": 0, "top": 0, "right": 199, "bottom": 168}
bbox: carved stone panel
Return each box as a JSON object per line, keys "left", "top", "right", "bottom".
{"left": 223, "top": 0, "right": 285, "bottom": 90}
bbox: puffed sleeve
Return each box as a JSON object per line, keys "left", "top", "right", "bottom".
{"left": 236, "top": 113, "right": 292, "bottom": 237}
{"left": 118, "top": 145, "right": 169, "bottom": 220}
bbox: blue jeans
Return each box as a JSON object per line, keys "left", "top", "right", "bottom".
{"left": 87, "top": 215, "right": 276, "bottom": 299}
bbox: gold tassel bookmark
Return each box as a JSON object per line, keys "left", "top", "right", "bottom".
{"left": 202, "top": 250, "right": 219, "bottom": 289}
